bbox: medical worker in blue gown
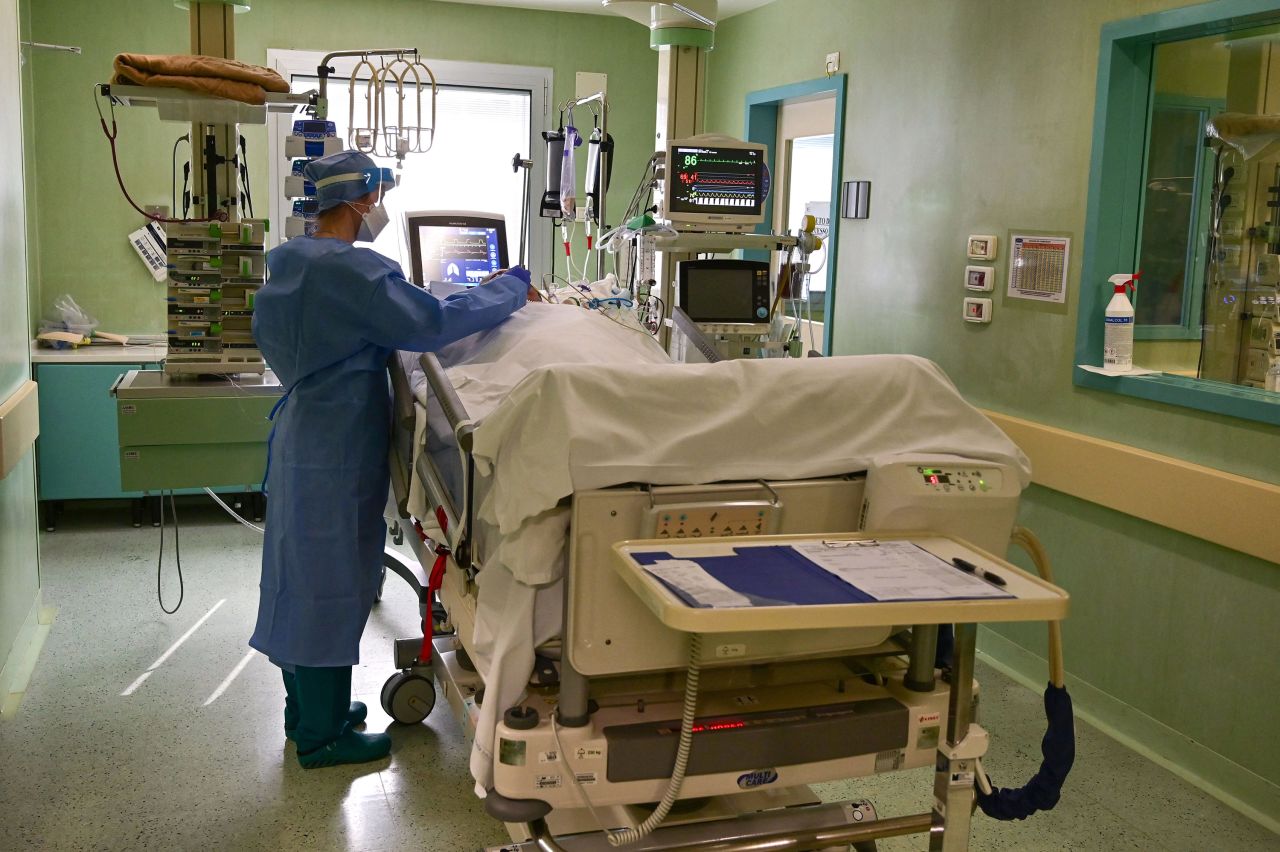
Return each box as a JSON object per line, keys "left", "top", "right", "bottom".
{"left": 249, "top": 151, "right": 534, "bottom": 768}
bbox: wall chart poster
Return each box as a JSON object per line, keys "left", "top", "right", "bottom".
{"left": 1007, "top": 234, "right": 1070, "bottom": 303}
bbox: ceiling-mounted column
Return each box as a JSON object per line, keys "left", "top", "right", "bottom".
{"left": 655, "top": 42, "right": 707, "bottom": 151}
{"left": 601, "top": 0, "right": 717, "bottom": 150}
{"left": 184, "top": 0, "right": 241, "bottom": 220}
{"left": 189, "top": 0, "right": 235, "bottom": 58}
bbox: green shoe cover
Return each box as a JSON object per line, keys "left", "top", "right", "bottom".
{"left": 286, "top": 701, "right": 368, "bottom": 741}
{"left": 298, "top": 730, "right": 391, "bottom": 769}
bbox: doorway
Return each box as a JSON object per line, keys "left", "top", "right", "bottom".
{"left": 745, "top": 76, "right": 846, "bottom": 354}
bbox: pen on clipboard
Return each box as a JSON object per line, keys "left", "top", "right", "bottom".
{"left": 952, "top": 556, "right": 1007, "bottom": 587}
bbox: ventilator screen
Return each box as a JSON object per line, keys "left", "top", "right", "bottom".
{"left": 406, "top": 212, "right": 509, "bottom": 286}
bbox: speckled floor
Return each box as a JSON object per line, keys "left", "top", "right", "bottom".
{"left": 1, "top": 503, "right": 1276, "bottom": 851}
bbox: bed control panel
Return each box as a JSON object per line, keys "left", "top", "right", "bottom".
{"left": 649, "top": 500, "right": 781, "bottom": 540}
{"left": 860, "top": 459, "right": 1021, "bottom": 557}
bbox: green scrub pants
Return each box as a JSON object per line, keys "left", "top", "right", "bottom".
{"left": 282, "top": 665, "right": 352, "bottom": 754}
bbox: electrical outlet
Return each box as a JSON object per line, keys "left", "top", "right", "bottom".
{"left": 963, "top": 297, "right": 993, "bottom": 323}
{"left": 964, "top": 265, "right": 995, "bottom": 292}
{"left": 967, "top": 234, "right": 998, "bottom": 261}
{"left": 825, "top": 52, "right": 841, "bottom": 74}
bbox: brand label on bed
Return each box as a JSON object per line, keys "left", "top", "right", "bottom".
{"left": 736, "top": 768, "right": 778, "bottom": 789}
{"left": 538, "top": 750, "right": 558, "bottom": 764}
{"left": 535, "top": 774, "right": 563, "bottom": 790}
{"left": 918, "top": 712, "right": 940, "bottom": 725}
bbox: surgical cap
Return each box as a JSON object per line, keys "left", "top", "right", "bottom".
{"left": 303, "top": 151, "right": 398, "bottom": 212}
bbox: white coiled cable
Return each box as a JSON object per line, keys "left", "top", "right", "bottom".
{"left": 607, "top": 632, "right": 704, "bottom": 846}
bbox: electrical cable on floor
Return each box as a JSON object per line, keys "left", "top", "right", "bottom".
{"left": 156, "top": 491, "right": 184, "bottom": 615}
{"left": 203, "top": 488, "right": 265, "bottom": 535}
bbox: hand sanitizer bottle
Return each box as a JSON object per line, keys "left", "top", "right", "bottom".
{"left": 1104, "top": 273, "right": 1138, "bottom": 371}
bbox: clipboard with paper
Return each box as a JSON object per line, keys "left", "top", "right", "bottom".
{"left": 611, "top": 534, "right": 1067, "bottom": 635}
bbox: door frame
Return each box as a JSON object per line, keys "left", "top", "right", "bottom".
{"left": 744, "top": 74, "right": 847, "bottom": 354}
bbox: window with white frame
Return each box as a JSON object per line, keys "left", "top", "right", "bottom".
{"left": 266, "top": 50, "right": 550, "bottom": 278}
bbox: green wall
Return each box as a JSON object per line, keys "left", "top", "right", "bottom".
{"left": 1, "top": 0, "right": 41, "bottom": 694}
{"left": 1155, "top": 30, "right": 1230, "bottom": 97}
{"left": 707, "top": 0, "right": 1278, "bottom": 820}
{"left": 25, "top": 0, "right": 659, "bottom": 333}
{"left": 19, "top": 0, "right": 38, "bottom": 333}
{"left": 1006, "top": 485, "right": 1280, "bottom": 791}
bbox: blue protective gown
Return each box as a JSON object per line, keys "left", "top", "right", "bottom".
{"left": 248, "top": 237, "right": 527, "bottom": 668}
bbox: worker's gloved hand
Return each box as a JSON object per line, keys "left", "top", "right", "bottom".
{"left": 483, "top": 266, "right": 531, "bottom": 286}
{"left": 483, "top": 266, "right": 540, "bottom": 301}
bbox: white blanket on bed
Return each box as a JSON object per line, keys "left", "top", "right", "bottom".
{"left": 404, "top": 303, "right": 1031, "bottom": 793}
{"left": 472, "top": 353, "right": 1030, "bottom": 585}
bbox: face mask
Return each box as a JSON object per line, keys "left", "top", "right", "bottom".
{"left": 349, "top": 201, "right": 390, "bottom": 242}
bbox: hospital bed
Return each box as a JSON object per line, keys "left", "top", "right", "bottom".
{"left": 380, "top": 303, "right": 1069, "bottom": 852}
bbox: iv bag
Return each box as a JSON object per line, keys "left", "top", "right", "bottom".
{"left": 560, "top": 125, "right": 580, "bottom": 219}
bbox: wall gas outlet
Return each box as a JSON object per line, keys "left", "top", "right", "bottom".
{"left": 964, "top": 265, "right": 995, "bottom": 292}
{"left": 963, "top": 297, "right": 993, "bottom": 323}
{"left": 967, "top": 234, "right": 998, "bottom": 260}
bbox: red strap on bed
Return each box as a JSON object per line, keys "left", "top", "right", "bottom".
{"left": 418, "top": 548, "right": 447, "bottom": 664}
{"left": 416, "top": 509, "right": 452, "bottom": 665}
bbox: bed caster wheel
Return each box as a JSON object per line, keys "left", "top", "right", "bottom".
{"left": 391, "top": 522, "right": 404, "bottom": 546}
{"left": 375, "top": 566, "right": 388, "bottom": 602}
{"left": 381, "top": 671, "right": 435, "bottom": 724}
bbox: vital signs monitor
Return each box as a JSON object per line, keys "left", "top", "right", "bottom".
{"left": 663, "top": 135, "right": 769, "bottom": 232}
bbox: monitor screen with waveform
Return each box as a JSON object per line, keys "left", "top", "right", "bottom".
{"left": 667, "top": 144, "right": 765, "bottom": 218}
{"left": 405, "top": 211, "right": 509, "bottom": 287}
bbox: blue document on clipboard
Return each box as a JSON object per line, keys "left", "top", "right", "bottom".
{"left": 634, "top": 540, "right": 1014, "bottom": 609}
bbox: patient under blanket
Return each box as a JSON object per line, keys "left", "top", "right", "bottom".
{"left": 401, "top": 298, "right": 1030, "bottom": 793}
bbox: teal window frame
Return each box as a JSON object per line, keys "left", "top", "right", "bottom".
{"left": 743, "top": 75, "right": 847, "bottom": 355}
{"left": 1134, "top": 94, "right": 1222, "bottom": 340}
{"left": 1076, "top": 0, "right": 1280, "bottom": 425}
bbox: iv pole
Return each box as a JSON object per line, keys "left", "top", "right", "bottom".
{"left": 559, "top": 91, "right": 610, "bottom": 280}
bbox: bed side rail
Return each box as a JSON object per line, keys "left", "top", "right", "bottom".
{"left": 419, "top": 352, "right": 475, "bottom": 453}
{"left": 419, "top": 352, "right": 477, "bottom": 572}
{"left": 387, "top": 355, "right": 417, "bottom": 519}
{"left": 389, "top": 353, "right": 417, "bottom": 432}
